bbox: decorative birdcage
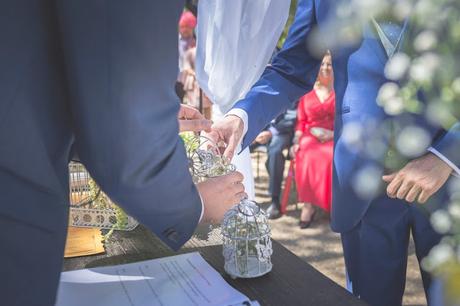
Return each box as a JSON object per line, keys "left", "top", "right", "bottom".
{"left": 221, "top": 199, "right": 273, "bottom": 278}
{"left": 68, "top": 162, "right": 138, "bottom": 231}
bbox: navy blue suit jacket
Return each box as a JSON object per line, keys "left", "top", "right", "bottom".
{"left": 0, "top": 1, "right": 201, "bottom": 250}
{"left": 234, "top": 0, "right": 460, "bottom": 232}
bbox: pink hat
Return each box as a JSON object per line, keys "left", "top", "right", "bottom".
{"left": 179, "top": 11, "right": 197, "bottom": 29}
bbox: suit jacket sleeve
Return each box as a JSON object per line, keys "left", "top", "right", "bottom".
{"left": 432, "top": 122, "right": 460, "bottom": 170}
{"left": 57, "top": 1, "right": 201, "bottom": 250}
{"left": 232, "top": 0, "right": 322, "bottom": 149}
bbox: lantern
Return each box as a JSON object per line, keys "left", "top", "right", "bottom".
{"left": 221, "top": 199, "right": 273, "bottom": 278}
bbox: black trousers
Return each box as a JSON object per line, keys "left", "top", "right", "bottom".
{"left": 265, "top": 132, "right": 293, "bottom": 206}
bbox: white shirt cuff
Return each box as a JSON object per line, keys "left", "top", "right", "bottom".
{"left": 198, "top": 193, "right": 204, "bottom": 223}
{"left": 226, "top": 108, "right": 249, "bottom": 139}
{"left": 427, "top": 147, "right": 460, "bottom": 177}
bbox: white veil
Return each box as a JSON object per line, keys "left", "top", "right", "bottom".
{"left": 195, "top": 0, "right": 290, "bottom": 113}
{"left": 195, "top": 0, "right": 290, "bottom": 200}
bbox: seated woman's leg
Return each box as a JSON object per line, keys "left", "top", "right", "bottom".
{"left": 299, "top": 202, "right": 316, "bottom": 229}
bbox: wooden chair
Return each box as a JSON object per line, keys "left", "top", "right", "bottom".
{"left": 280, "top": 159, "right": 296, "bottom": 214}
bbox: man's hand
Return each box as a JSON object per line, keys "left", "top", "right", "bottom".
{"left": 178, "top": 104, "right": 212, "bottom": 132}
{"left": 382, "top": 153, "right": 453, "bottom": 204}
{"left": 254, "top": 131, "right": 272, "bottom": 145}
{"left": 196, "top": 171, "right": 246, "bottom": 223}
{"left": 203, "top": 115, "right": 244, "bottom": 161}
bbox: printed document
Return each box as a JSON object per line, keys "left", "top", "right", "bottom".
{"left": 56, "top": 252, "right": 257, "bottom": 306}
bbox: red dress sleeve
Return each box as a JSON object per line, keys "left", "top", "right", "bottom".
{"left": 295, "top": 94, "right": 308, "bottom": 133}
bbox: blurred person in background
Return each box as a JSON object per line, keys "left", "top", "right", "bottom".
{"left": 182, "top": 46, "right": 213, "bottom": 120}
{"left": 252, "top": 103, "right": 297, "bottom": 219}
{"left": 291, "top": 51, "right": 334, "bottom": 228}
{"left": 176, "top": 10, "right": 197, "bottom": 101}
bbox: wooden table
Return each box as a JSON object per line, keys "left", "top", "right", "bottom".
{"left": 64, "top": 225, "right": 368, "bottom": 306}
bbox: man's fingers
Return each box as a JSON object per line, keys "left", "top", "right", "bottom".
{"left": 418, "top": 185, "right": 437, "bottom": 204}
{"left": 230, "top": 182, "right": 245, "bottom": 194}
{"left": 232, "top": 192, "right": 248, "bottom": 205}
{"left": 223, "top": 134, "right": 239, "bottom": 161}
{"left": 204, "top": 128, "right": 226, "bottom": 154}
{"left": 396, "top": 179, "right": 414, "bottom": 200}
{"left": 386, "top": 175, "right": 403, "bottom": 198}
{"left": 405, "top": 185, "right": 421, "bottom": 203}
{"left": 225, "top": 171, "right": 244, "bottom": 184}
{"left": 202, "top": 130, "right": 221, "bottom": 146}
{"left": 179, "top": 104, "right": 205, "bottom": 120}
{"left": 417, "top": 189, "right": 432, "bottom": 204}
{"left": 382, "top": 173, "right": 397, "bottom": 182}
{"left": 179, "top": 119, "right": 212, "bottom": 132}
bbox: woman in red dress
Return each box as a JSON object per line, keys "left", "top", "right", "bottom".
{"left": 291, "top": 51, "right": 334, "bottom": 229}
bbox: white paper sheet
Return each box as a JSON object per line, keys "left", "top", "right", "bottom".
{"left": 56, "top": 252, "right": 257, "bottom": 306}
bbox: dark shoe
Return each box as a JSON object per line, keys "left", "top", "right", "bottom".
{"left": 299, "top": 210, "right": 316, "bottom": 229}
{"left": 266, "top": 203, "right": 281, "bottom": 219}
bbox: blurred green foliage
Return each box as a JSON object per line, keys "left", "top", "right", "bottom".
{"left": 277, "top": 0, "right": 298, "bottom": 49}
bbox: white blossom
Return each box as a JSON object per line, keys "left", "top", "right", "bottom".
{"left": 377, "top": 82, "right": 400, "bottom": 104}
{"left": 422, "top": 243, "right": 455, "bottom": 271}
{"left": 393, "top": 1, "right": 413, "bottom": 20}
{"left": 395, "top": 126, "right": 431, "bottom": 157}
{"left": 377, "top": 83, "right": 405, "bottom": 115}
{"left": 342, "top": 122, "right": 364, "bottom": 150}
{"left": 452, "top": 77, "right": 460, "bottom": 95}
{"left": 414, "top": 0, "right": 438, "bottom": 22}
{"left": 365, "top": 137, "right": 387, "bottom": 160}
{"left": 448, "top": 202, "right": 460, "bottom": 220}
{"left": 431, "top": 210, "right": 452, "bottom": 234}
{"left": 426, "top": 102, "right": 456, "bottom": 127}
{"left": 352, "top": 165, "right": 381, "bottom": 200}
{"left": 385, "top": 53, "right": 411, "bottom": 80}
{"left": 448, "top": 179, "right": 460, "bottom": 201}
{"left": 352, "top": 0, "right": 389, "bottom": 17}
{"left": 414, "top": 31, "right": 438, "bottom": 52}
{"left": 385, "top": 97, "right": 405, "bottom": 115}
{"left": 409, "top": 53, "right": 440, "bottom": 83}
{"left": 336, "top": 2, "right": 353, "bottom": 18}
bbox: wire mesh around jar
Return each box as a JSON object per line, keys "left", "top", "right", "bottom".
{"left": 221, "top": 199, "right": 273, "bottom": 278}
{"left": 221, "top": 200, "right": 270, "bottom": 240}
{"left": 182, "top": 133, "right": 236, "bottom": 182}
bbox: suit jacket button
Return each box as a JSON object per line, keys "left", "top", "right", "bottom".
{"left": 168, "top": 231, "right": 179, "bottom": 243}
{"left": 163, "top": 228, "right": 179, "bottom": 243}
